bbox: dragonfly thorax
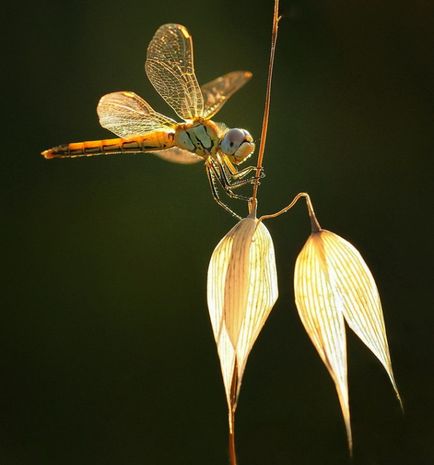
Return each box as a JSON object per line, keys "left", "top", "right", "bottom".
{"left": 174, "top": 120, "right": 255, "bottom": 165}
{"left": 174, "top": 120, "right": 221, "bottom": 158}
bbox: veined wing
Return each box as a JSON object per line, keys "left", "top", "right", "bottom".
{"left": 151, "top": 147, "right": 203, "bottom": 164}
{"left": 145, "top": 23, "right": 204, "bottom": 121}
{"left": 97, "top": 91, "right": 176, "bottom": 138}
{"left": 201, "top": 71, "right": 252, "bottom": 119}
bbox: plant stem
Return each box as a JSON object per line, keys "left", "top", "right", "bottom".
{"left": 228, "top": 361, "right": 239, "bottom": 465}
{"left": 228, "top": 409, "right": 237, "bottom": 465}
{"left": 259, "top": 192, "right": 322, "bottom": 232}
{"left": 251, "top": 0, "right": 281, "bottom": 202}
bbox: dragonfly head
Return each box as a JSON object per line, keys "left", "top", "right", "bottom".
{"left": 220, "top": 128, "right": 255, "bottom": 164}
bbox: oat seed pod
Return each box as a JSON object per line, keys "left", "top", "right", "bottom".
{"left": 207, "top": 216, "right": 278, "bottom": 410}
{"left": 294, "top": 229, "right": 401, "bottom": 452}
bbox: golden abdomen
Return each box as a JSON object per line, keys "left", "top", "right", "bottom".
{"left": 42, "top": 130, "right": 175, "bottom": 159}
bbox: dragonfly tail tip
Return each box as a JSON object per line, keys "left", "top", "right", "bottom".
{"left": 41, "top": 149, "right": 54, "bottom": 159}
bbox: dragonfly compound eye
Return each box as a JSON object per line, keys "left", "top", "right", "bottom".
{"left": 221, "top": 128, "right": 255, "bottom": 164}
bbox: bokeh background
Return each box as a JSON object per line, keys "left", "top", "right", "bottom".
{"left": 3, "top": 0, "right": 433, "bottom": 464}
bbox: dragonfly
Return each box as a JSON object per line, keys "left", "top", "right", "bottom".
{"left": 42, "top": 23, "right": 261, "bottom": 219}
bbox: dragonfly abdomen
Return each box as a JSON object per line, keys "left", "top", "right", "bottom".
{"left": 42, "top": 131, "right": 175, "bottom": 159}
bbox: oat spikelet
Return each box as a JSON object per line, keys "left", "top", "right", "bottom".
{"left": 207, "top": 217, "right": 278, "bottom": 410}
{"left": 294, "top": 229, "right": 401, "bottom": 453}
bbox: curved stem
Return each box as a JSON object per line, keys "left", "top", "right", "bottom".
{"left": 251, "top": 0, "right": 281, "bottom": 202}
{"left": 259, "top": 192, "right": 322, "bottom": 232}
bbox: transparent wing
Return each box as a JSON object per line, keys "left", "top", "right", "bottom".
{"left": 151, "top": 147, "right": 203, "bottom": 164}
{"left": 97, "top": 91, "right": 176, "bottom": 138}
{"left": 201, "top": 71, "right": 252, "bottom": 119}
{"left": 145, "top": 23, "right": 204, "bottom": 120}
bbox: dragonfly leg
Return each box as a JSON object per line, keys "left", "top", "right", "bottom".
{"left": 218, "top": 157, "right": 265, "bottom": 192}
{"left": 227, "top": 167, "right": 265, "bottom": 189}
{"left": 213, "top": 158, "right": 266, "bottom": 199}
{"left": 221, "top": 156, "right": 265, "bottom": 183}
{"left": 210, "top": 159, "right": 251, "bottom": 201}
{"left": 232, "top": 166, "right": 265, "bottom": 184}
{"left": 206, "top": 165, "right": 242, "bottom": 220}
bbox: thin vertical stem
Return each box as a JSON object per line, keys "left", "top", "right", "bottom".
{"left": 228, "top": 410, "right": 237, "bottom": 465}
{"left": 227, "top": 3, "right": 279, "bottom": 463}
{"left": 251, "top": 0, "right": 281, "bottom": 201}
{"left": 228, "top": 360, "right": 239, "bottom": 465}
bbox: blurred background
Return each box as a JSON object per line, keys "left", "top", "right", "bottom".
{"left": 3, "top": 0, "right": 433, "bottom": 464}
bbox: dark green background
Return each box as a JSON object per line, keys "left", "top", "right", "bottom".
{"left": 4, "top": 0, "right": 433, "bottom": 464}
